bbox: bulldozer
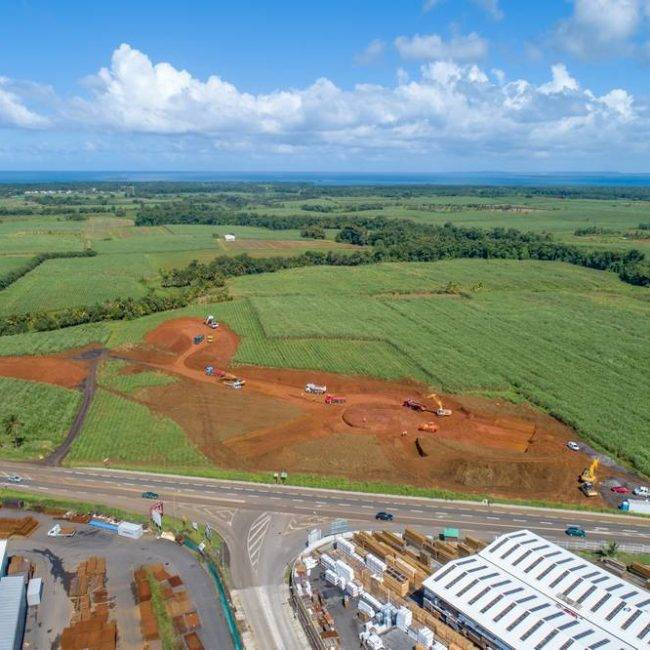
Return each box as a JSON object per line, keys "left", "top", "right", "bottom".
{"left": 427, "top": 393, "right": 452, "bottom": 417}
{"left": 579, "top": 458, "right": 599, "bottom": 484}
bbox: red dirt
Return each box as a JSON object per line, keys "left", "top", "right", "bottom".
{"left": 0, "top": 351, "right": 91, "bottom": 389}
{"left": 118, "top": 316, "right": 602, "bottom": 504}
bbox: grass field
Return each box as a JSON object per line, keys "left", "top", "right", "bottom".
{"left": 223, "top": 260, "right": 650, "bottom": 474}
{"left": 67, "top": 388, "right": 210, "bottom": 468}
{"left": 0, "top": 376, "right": 81, "bottom": 460}
{"left": 97, "top": 359, "right": 177, "bottom": 394}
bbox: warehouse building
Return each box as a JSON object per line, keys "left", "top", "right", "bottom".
{"left": 423, "top": 529, "right": 650, "bottom": 650}
{"left": 0, "top": 576, "right": 27, "bottom": 650}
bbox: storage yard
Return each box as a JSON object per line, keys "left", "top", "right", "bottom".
{"left": 0, "top": 316, "right": 643, "bottom": 505}
{"left": 291, "top": 528, "right": 650, "bottom": 649}
{"left": 0, "top": 508, "right": 232, "bottom": 649}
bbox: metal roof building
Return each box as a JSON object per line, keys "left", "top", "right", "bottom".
{"left": 0, "top": 576, "right": 27, "bottom": 650}
{"left": 0, "top": 540, "right": 7, "bottom": 577}
{"left": 422, "top": 529, "right": 650, "bottom": 650}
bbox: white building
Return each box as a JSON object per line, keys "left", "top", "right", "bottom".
{"left": 0, "top": 540, "right": 7, "bottom": 576}
{"left": 422, "top": 529, "right": 650, "bottom": 650}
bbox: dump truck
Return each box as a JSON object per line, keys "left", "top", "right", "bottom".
{"left": 580, "top": 482, "right": 598, "bottom": 498}
{"left": 403, "top": 399, "right": 427, "bottom": 412}
{"left": 325, "top": 395, "right": 346, "bottom": 405}
{"left": 193, "top": 335, "right": 205, "bottom": 345}
{"left": 305, "top": 383, "right": 327, "bottom": 395}
{"left": 226, "top": 379, "right": 245, "bottom": 390}
{"left": 205, "top": 315, "right": 219, "bottom": 329}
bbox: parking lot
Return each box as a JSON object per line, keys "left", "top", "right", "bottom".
{"left": 2, "top": 510, "right": 233, "bottom": 649}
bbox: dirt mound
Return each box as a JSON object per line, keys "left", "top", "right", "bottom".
{"left": 0, "top": 353, "right": 90, "bottom": 389}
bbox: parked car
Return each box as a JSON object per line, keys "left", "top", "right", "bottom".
{"left": 566, "top": 441, "right": 580, "bottom": 451}
{"left": 7, "top": 475, "right": 22, "bottom": 483}
{"left": 141, "top": 491, "right": 160, "bottom": 499}
{"left": 633, "top": 486, "right": 649, "bottom": 497}
{"left": 565, "top": 526, "right": 586, "bottom": 537}
{"left": 611, "top": 486, "right": 631, "bottom": 494}
{"left": 375, "top": 511, "right": 394, "bottom": 521}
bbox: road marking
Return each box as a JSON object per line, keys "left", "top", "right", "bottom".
{"left": 247, "top": 512, "right": 271, "bottom": 569}
{"left": 540, "top": 521, "right": 553, "bottom": 525}
{"left": 623, "top": 529, "right": 639, "bottom": 534}
{"left": 487, "top": 516, "right": 500, "bottom": 520}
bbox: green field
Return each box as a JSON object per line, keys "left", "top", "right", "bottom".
{"left": 97, "top": 359, "right": 177, "bottom": 394}
{"left": 0, "top": 376, "right": 81, "bottom": 460}
{"left": 67, "top": 388, "right": 209, "bottom": 468}
{"left": 0, "top": 185, "right": 648, "bottom": 483}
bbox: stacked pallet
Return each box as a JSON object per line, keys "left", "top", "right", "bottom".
{"left": 61, "top": 557, "right": 117, "bottom": 650}
{"left": 0, "top": 516, "right": 38, "bottom": 537}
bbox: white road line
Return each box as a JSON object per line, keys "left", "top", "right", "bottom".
{"left": 247, "top": 512, "right": 271, "bottom": 569}
{"left": 487, "top": 516, "right": 500, "bottom": 520}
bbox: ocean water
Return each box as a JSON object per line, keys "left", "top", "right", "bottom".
{"left": 1, "top": 171, "right": 649, "bottom": 186}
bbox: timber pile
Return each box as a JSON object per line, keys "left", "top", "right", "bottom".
{"left": 0, "top": 516, "right": 38, "bottom": 537}
{"left": 61, "top": 557, "right": 117, "bottom": 650}
{"left": 135, "top": 564, "right": 204, "bottom": 649}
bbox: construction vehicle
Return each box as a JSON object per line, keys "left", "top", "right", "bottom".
{"left": 324, "top": 395, "right": 346, "bottom": 405}
{"left": 193, "top": 335, "right": 205, "bottom": 345}
{"left": 579, "top": 458, "right": 599, "bottom": 483}
{"left": 427, "top": 393, "right": 452, "bottom": 417}
{"left": 205, "top": 315, "right": 219, "bottom": 329}
{"left": 403, "top": 399, "right": 427, "bottom": 412}
{"left": 580, "top": 482, "right": 598, "bottom": 498}
{"left": 418, "top": 422, "right": 438, "bottom": 433}
{"left": 226, "top": 379, "right": 245, "bottom": 390}
{"left": 207, "top": 335, "right": 214, "bottom": 343}
{"left": 205, "top": 366, "right": 214, "bottom": 376}
{"left": 305, "top": 383, "right": 327, "bottom": 395}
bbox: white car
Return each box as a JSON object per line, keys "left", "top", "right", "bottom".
{"left": 633, "top": 486, "right": 649, "bottom": 497}
{"left": 566, "top": 441, "right": 580, "bottom": 451}
{"left": 7, "top": 475, "right": 22, "bottom": 483}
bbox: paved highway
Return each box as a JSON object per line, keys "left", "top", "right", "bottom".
{"left": 1, "top": 460, "right": 649, "bottom": 649}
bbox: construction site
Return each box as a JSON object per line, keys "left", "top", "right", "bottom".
{"left": 0, "top": 316, "right": 635, "bottom": 505}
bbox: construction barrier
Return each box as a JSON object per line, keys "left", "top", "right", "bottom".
{"left": 182, "top": 538, "right": 244, "bottom": 650}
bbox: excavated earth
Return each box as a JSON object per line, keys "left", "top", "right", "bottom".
{"left": 0, "top": 316, "right": 611, "bottom": 504}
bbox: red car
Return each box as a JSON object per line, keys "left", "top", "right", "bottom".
{"left": 611, "top": 486, "right": 631, "bottom": 494}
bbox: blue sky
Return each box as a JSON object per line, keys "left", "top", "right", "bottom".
{"left": 0, "top": 0, "right": 649, "bottom": 171}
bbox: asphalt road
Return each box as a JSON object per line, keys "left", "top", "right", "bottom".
{"left": 1, "top": 460, "right": 649, "bottom": 650}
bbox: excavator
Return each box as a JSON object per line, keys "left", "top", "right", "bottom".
{"left": 579, "top": 459, "right": 599, "bottom": 497}
{"left": 427, "top": 393, "right": 452, "bottom": 417}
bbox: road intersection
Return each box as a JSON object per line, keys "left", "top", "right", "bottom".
{"left": 1, "top": 461, "right": 649, "bottom": 649}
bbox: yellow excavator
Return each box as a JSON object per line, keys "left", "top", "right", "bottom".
{"left": 579, "top": 458, "right": 599, "bottom": 483}
{"left": 427, "top": 393, "right": 452, "bottom": 417}
{"left": 579, "top": 459, "right": 599, "bottom": 497}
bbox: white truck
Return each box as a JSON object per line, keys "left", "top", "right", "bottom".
{"left": 619, "top": 499, "right": 650, "bottom": 514}
{"left": 305, "top": 383, "right": 327, "bottom": 395}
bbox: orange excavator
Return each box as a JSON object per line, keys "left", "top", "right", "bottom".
{"left": 427, "top": 393, "right": 452, "bottom": 417}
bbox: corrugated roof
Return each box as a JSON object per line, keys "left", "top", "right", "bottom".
{"left": 423, "top": 530, "right": 650, "bottom": 650}
{"left": 0, "top": 576, "right": 26, "bottom": 650}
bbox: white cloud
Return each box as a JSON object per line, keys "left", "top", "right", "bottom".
{"left": 0, "top": 77, "right": 49, "bottom": 128}
{"left": 422, "top": 0, "right": 442, "bottom": 13}
{"left": 473, "top": 0, "right": 503, "bottom": 20}
{"left": 538, "top": 64, "right": 579, "bottom": 94}
{"left": 2, "top": 44, "right": 649, "bottom": 168}
{"left": 553, "top": 0, "right": 646, "bottom": 59}
{"left": 395, "top": 32, "right": 488, "bottom": 61}
{"left": 354, "top": 39, "right": 386, "bottom": 65}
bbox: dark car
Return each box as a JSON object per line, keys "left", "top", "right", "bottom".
{"left": 565, "top": 525, "right": 586, "bottom": 537}
{"left": 141, "top": 491, "right": 160, "bottom": 499}
{"left": 375, "top": 511, "right": 394, "bottom": 521}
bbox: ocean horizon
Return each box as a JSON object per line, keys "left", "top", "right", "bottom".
{"left": 1, "top": 170, "right": 650, "bottom": 186}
